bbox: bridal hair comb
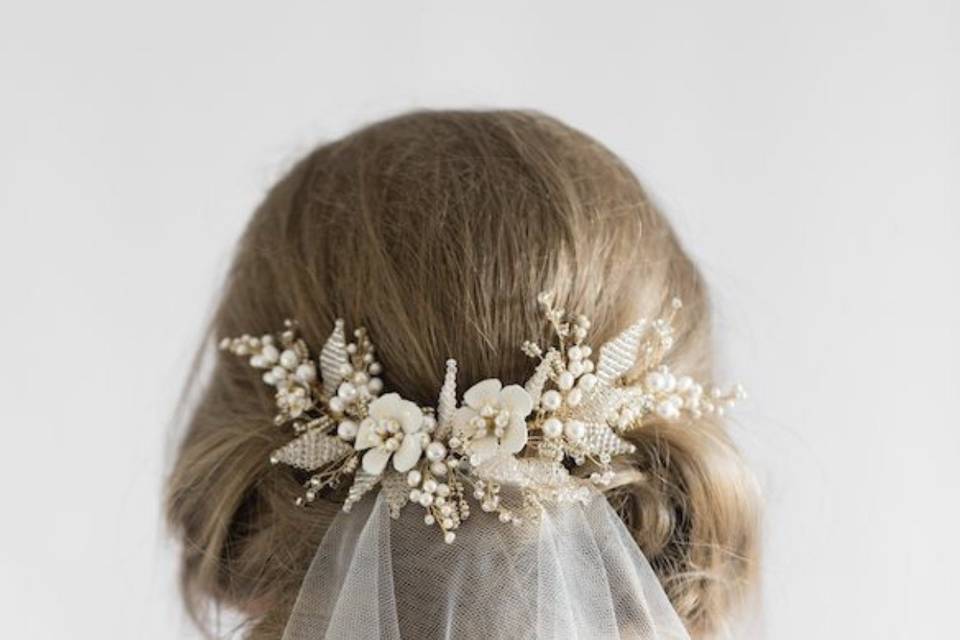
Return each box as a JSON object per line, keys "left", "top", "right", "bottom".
{"left": 220, "top": 293, "right": 744, "bottom": 543}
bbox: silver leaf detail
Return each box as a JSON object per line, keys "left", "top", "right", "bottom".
{"left": 381, "top": 470, "right": 410, "bottom": 519}
{"left": 435, "top": 359, "right": 458, "bottom": 439}
{"left": 595, "top": 320, "right": 647, "bottom": 386}
{"left": 270, "top": 426, "right": 351, "bottom": 471}
{"left": 319, "top": 319, "right": 349, "bottom": 397}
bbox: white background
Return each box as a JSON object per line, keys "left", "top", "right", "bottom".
{"left": 1, "top": 2, "right": 957, "bottom": 638}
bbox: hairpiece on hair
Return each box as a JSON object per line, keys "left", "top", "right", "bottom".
{"left": 219, "top": 294, "right": 744, "bottom": 543}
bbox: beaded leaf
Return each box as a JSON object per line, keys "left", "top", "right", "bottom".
{"left": 343, "top": 471, "right": 381, "bottom": 513}
{"left": 270, "top": 426, "right": 351, "bottom": 471}
{"left": 381, "top": 470, "right": 411, "bottom": 519}
{"left": 319, "top": 319, "right": 349, "bottom": 397}
{"left": 594, "top": 320, "right": 647, "bottom": 386}
{"left": 435, "top": 359, "right": 459, "bottom": 440}
{"left": 524, "top": 349, "right": 560, "bottom": 407}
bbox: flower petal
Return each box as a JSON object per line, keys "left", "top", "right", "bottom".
{"left": 361, "top": 446, "right": 390, "bottom": 475}
{"left": 501, "top": 418, "right": 528, "bottom": 454}
{"left": 368, "top": 393, "right": 401, "bottom": 420}
{"left": 393, "top": 435, "right": 423, "bottom": 472}
{"left": 468, "top": 435, "right": 498, "bottom": 463}
{"left": 396, "top": 399, "right": 424, "bottom": 434}
{"left": 354, "top": 418, "right": 380, "bottom": 450}
{"left": 498, "top": 384, "right": 533, "bottom": 418}
{"left": 463, "top": 378, "right": 502, "bottom": 410}
{"left": 452, "top": 406, "right": 479, "bottom": 437}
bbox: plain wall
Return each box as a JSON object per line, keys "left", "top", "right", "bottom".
{"left": 1, "top": 1, "right": 957, "bottom": 638}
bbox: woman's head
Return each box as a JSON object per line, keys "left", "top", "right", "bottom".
{"left": 166, "top": 110, "right": 759, "bottom": 638}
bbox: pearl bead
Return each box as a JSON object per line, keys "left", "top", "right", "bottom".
{"left": 565, "top": 388, "right": 583, "bottom": 407}
{"left": 261, "top": 371, "right": 277, "bottom": 385}
{"left": 385, "top": 438, "right": 399, "bottom": 452}
{"left": 337, "top": 382, "right": 357, "bottom": 401}
{"left": 436, "top": 483, "right": 450, "bottom": 497}
{"left": 557, "top": 372, "right": 575, "bottom": 390}
{"left": 338, "top": 363, "right": 353, "bottom": 377}
{"left": 337, "top": 420, "right": 358, "bottom": 440}
{"left": 656, "top": 401, "right": 679, "bottom": 419}
{"left": 367, "top": 377, "right": 383, "bottom": 394}
{"left": 567, "top": 360, "right": 584, "bottom": 377}
{"left": 567, "top": 346, "right": 583, "bottom": 361}
{"left": 424, "top": 514, "right": 435, "bottom": 525}
{"left": 409, "top": 489, "right": 422, "bottom": 502}
{"left": 430, "top": 461, "right": 447, "bottom": 476}
{"left": 280, "top": 349, "right": 299, "bottom": 369}
{"left": 582, "top": 359, "right": 594, "bottom": 373}
{"left": 444, "top": 531, "right": 456, "bottom": 544}
{"left": 328, "top": 397, "right": 345, "bottom": 413}
{"left": 581, "top": 346, "right": 592, "bottom": 358}
{"left": 564, "top": 420, "right": 586, "bottom": 441}
{"left": 498, "top": 512, "right": 512, "bottom": 523}
{"left": 542, "top": 417, "right": 563, "bottom": 438}
{"left": 369, "top": 362, "right": 383, "bottom": 375}
{"left": 419, "top": 493, "right": 434, "bottom": 507}
{"left": 645, "top": 371, "right": 666, "bottom": 391}
{"left": 422, "top": 415, "right": 437, "bottom": 434}
{"left": 676, "top": 376, "right": 694, "bottom": 392}
{"left": 352, "top": 371, "right": 369, "bottom": 385}
{"left": 260, "top": 344, "right": 279, "bottom": 363}
{"left": 296, "top": 363, "right": 317, "bottom": 383}
{"left": 577, "top": 373, "right": 597, "bottom": 392}
{"left": 407, "top": 470, "right": 422, "bottom": 487}
{"left": 541, "top": 390, "right": 562, "bottom": 411}
{"left": 249, "top": 354, "right": 267, "bottom": 369}
{"left": 663, "top": 373, "right": 677, "bottom": 393}
{"left": 271, "top": 366, "right": 287, "bottom": 380}
{"left": 423, "top": 479, "right": 438, "bottom": 493}
{"left": 426, "top": 441, "right": 447, "bottom": 462}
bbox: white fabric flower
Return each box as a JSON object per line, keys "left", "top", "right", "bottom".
{"left": 452, "top": 379, "right": 533, "bottom": 464}
{"left": 354, "top": 393, "right": 426, "bottom": 475}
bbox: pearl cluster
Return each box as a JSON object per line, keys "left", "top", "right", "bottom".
{"left": 220, "top": 320, "right": 318, "bottom": 422}
{"left": 408, "top": 470, "right": 463, "bottom": 543}
{"left": 531, "top": 307, "right": 600, "bottom": 447}
{"left": 402, "top": 436, "right": 475, "bottom": 543}
{"left": 327, "top": 327, "right": 384, "bottom": 426}
{"left": 641, "top": 365, "right": 746, "bottom": 420}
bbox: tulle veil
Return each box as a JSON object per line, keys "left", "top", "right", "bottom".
{"left": 281, "top": 489, "right": 690, "bottom": 640}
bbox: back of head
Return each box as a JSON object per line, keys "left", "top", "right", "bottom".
{"left": 166, "top": 110, "right": 759, "bottom": 638}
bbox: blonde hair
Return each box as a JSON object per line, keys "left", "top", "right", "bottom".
{"left": 166, "top": 110, "right": 760, "bottom": 638}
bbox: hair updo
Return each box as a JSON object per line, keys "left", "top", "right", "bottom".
{"left": 166, "top": 110, "right": 760, "bottom": 639}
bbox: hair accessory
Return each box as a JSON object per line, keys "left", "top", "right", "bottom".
{"left": 220, "top": 294, "right": 744, "bottom": 543}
